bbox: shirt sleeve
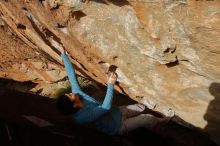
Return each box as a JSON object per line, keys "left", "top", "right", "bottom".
{"left": 101, "top": 83, "right": 114, "bottom": 110}
{"left": 61, "top": 53, "right": 81, "bottom": 93}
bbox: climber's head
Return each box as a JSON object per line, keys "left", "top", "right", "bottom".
{"left": 56, "top": 93, "right": 83, "bottom": 115}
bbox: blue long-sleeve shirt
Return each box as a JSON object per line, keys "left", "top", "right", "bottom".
{"left": 61, "top": 54, "right": 121, "bottom": 135}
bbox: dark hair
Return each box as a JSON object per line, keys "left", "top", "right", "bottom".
{"left": 56, "top": 94, "right": 80, "bottom": 115}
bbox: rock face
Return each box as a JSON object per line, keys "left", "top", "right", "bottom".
{"left": 0, "top": 0, "right": 220, "bottom": 144}
{"left": 0, "top": 11, "right": 66, "bottom": 83}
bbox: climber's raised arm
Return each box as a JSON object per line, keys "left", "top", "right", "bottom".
{"left": 52, "top": 42, "right": 82, "bottom": 94}
{"left": 61, "top": 53, "right": 81, "bottom": 93}
{"left": 101, "top": 72, "right": 117, "bottom": 110}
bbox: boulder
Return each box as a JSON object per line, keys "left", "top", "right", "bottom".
{"left": 0, "top": 0, "right": 219, "bottom": 144}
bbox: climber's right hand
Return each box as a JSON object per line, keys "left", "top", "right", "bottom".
{"left": 50, "top": 38, "right": 65, "bottom": 54}
{"left": 107, "top": 72, "right": 117, "bottom": 84}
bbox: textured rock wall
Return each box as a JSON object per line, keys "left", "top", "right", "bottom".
{"left": 0, "top": 0, "right": 220, "bottom": 144}
{"left": 0, "top": 23, "right": 66, "bottom": 83}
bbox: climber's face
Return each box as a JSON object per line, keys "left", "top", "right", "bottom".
{"left": 65, "top": 93, "right": 83, "bottom": 109}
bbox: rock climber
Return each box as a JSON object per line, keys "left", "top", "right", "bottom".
{"left": 55, "top": 45, "right": 175, "bottom": 135}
